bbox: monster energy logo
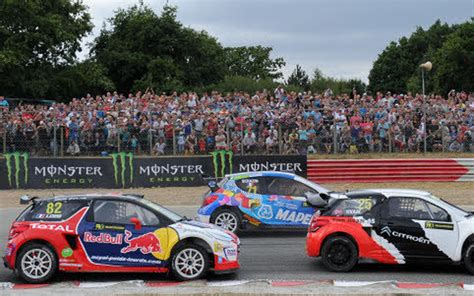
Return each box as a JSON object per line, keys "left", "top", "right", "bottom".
{"left": 110, "top": 152, "right": 134, "bottom": 187}
{"left": 210, "top": 150, "right": 233, "bottom": 178}
{"left": 4, "top": 152, "right": 29, "bottom": 188}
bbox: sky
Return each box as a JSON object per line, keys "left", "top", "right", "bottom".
{"left": 80, "top": 0, "right": 473, "bottom": 83}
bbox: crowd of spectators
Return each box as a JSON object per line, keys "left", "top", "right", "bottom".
{"left": 0, "top": 87, "right": 472, "bottom": 156}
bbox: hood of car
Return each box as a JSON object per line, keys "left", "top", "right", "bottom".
{"left": 170, "top": 219, "right": 237, "bottom": 243}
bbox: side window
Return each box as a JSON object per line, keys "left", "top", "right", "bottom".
{"left": 266, "top": 177, "right": 314, "bottom": 197}
{"left": 92, "top": 200, "right": 160, "bottom": 226}
{"left": 235, "top": 177, "right": 267, "bottom": 194}
{"left": 425, "top": 202, "right": 450, "bottom": 222}
{"left": 27, "top": 200, "right": 86, "bottom": 221}
{"left": 326, "top": 197, "right": 378, "bottom": 216}
{"left": 388, "top": 197, "right": 436, "bottom": 220}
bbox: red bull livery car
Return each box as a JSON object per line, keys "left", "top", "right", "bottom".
{"left": 306, "top": 189, "right": 474, "bottom": 274}
{"left": 3, "top": 194, "right": 240, "bottom": 283}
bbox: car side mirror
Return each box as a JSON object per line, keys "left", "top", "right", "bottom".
{"left": 130, "top": 217, "right": 142, "bottom": 230}
{"left": 305, "top": 192, "right": 327, "bottom": 208}
{"left": 208, "top": 181, "right": 219, "bottom": 193}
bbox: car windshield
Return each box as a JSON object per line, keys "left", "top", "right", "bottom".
{"left": 140, "top": 199, "right": 182, "bottom": 223}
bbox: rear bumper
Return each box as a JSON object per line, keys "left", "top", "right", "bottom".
{"left": 306, "top": 232, "right": 323, "bottom": 257}
{"left": 3, "top": 256, "right": 11, "bottom": 269}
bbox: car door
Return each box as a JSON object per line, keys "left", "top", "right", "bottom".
{"left": 263, "top": 176, "right": 315, "bottom": 227}
{"left": 377, "top": 197, "right": 456, "bottom": 261}
{"left": 77, "top": 199, "right": 168, "bottom": 268}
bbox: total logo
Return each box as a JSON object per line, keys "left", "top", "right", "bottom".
{"left": 380, "top": 226, "right": 431, "bottom": 245}
{"left": 30, "top": 223, "right": 73, "bottom": 233}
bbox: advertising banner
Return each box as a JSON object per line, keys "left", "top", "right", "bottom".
{"left": 0, "top": 152, "right": 307, "bottom": 189}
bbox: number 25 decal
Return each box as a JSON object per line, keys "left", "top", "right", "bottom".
{"left": 46, "top": 202, "right": 62, "bottom": 214}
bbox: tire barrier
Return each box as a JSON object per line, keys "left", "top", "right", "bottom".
{"left": 307, "top": 158, "right": 474, "bottom": 183}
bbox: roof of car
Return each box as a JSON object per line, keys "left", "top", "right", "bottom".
{"left": 34, "top": 193, "right": 145, "bottom": 202}
{"left": 226, "top": 171, "right": 297, "bottom": 179}
{"left": 348, "top": 189, "right": 433, "bottom": 198}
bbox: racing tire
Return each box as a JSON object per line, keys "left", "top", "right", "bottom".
{"left": 320, "top": 236, "right": 358, "bottom": 272}
{"left": 464, "top": 243, "right": 474, "bottom": 275}
{"left": 171, "top": 244, "right": 210, "bottom": 281}
{"left": 16, "top": 243, "right": 57, "bottom": 283}
{"left": 211, "top": 208, "right": 240, "bottom": 233}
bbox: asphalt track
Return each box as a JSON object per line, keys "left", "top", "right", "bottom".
{"left": 1, "top": 206, "right": 474, "bottom": 285}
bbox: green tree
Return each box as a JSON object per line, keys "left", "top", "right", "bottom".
{"left": 91, "top": 3, "right": 226, "bottom": 93}
{"left": 368, "top": 20, "right": 454, "bottom": 93}
{"left": 287, "top": 64, "right": 310, "bottom": 90}
{"left": 0, "top": 0, "right": 93, "bottom": 98}
{"left": 432, "top": 21, "right": 474, "bottom": 94}
{"left": 224, "top": 46, "right": 286, "bottom": 80}
{"left": 310, "top": 68, "right": 366, "bottom": 95}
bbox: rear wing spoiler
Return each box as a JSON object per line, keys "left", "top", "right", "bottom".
{"left": 20, "top": 195, "right": 38, "bottom": 205}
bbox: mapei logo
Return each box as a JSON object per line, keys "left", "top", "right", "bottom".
{"left": 110, "top": 152, "right": 134, "bottom": 187}
{"left": 381, "top": 226, "right": 392, "bottom": 236}
{"left": 210, "top": 150, "right": 233, "bottom": 178}
{"left": 4, "top": 152, "right": 29, "bottom": 188}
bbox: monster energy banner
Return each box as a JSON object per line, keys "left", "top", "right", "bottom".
{"left": 0, "top": 152, "right": 306, "bottom": 189}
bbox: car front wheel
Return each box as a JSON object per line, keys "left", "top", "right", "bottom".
{"left": 171, "top": 244, "right": 210, "bottom": 281}
{"left": 320, "top": 236, "right": 358, "bottom": 272}
{"left": 16, "top": 243, "right": 57, "bottom": 283}
{"left": 212, "top": 208, "right": 240, "bottom": 233}
{"left": 464, "top": 243, "right": 474, "bottom": 275}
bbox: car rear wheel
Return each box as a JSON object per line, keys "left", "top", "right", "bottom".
{"left": 464, "top": 243, "right": 474, "bottom": 275}
{"left": 16, "top": 243, "right": 57, "bottom": 283}
{"left": 171, "top": 244, "right": 210, "bottom": 281}
{"left": 321, "top": 236, "right": 358, "bottom": 272}
{"left": 212, "top": 209, "right": 240, "bottom": 233}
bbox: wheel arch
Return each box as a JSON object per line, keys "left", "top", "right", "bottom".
{"left": 461, "top": 234, "right": 474, "bottom": 259}
{"left": 170, "top": 237, "right": 215, "bottom": 267}
{"left": 210, "top": 206, "right": 242, "bottom": 222}
{"left": 14, "top": 239, "right": 58, "bottom": 269}
{"left": 321, "top": 231, "right": 360, "bottom": 256}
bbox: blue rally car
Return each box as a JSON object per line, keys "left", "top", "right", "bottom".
{"left": 197, "top": 172, "right": 342, "bottom": 232}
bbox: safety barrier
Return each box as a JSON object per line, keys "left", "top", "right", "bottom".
{"left": 307, "top": 158, "right": 474, "bottom": 183}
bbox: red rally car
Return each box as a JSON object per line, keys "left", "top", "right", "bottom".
{"left": 4, "top": 194, "right": 240, "bottom": 283}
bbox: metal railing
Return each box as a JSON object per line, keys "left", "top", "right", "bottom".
{"left": 0, "top": 110, "right": 472, "bottom": 156}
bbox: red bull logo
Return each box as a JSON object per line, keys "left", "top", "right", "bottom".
{"left": 120, "top": 230, "right": 162, "bottom": 254}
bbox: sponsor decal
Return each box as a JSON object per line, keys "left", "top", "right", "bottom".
{"left": 211, "top": 150, "right": 233, "bottom": 178}
{"left": 61, "top": 247, "right": 73, "bottom": 258}
{"left": 379, "top": 226, "right": 431, "bottom": 244}
{"left": 275, "top": 209, "right": 312, "bottom": 224}
{"left": 4, "top": 152, "right": 29, "bottom": 188}
{"left": 110, "top": 152, "right": 134, "bottom": 188}
{"left": 83, "top": 232, "right": 123, "bottom": 244}
{"left": 214, "top": 242, "right": 223, "bottom": 252}
{"left": 30, "top": 223, "right": 74, "bottom": 233}
{"left": 95, "top": 224, "right": 125, "bottom": 231}
{"left": 257, "top": 204, "right": 274, "bottom": 219}
{"left": 34, "top": 213, "right": 62, "bottom": 219}
{"left": 238, "top": 162, "right": 302, "bottom": 173}
{"left": 424, "top": 221, "right": 454, "bottom": 230}
{"left": 224, "top": 247, "right": 237, "bottom": 260}
{"left": 90, "top": 255, "right": 161, "bottom": 265}
{"left": 121, "top": 230, "right": 162, "bottom": 254}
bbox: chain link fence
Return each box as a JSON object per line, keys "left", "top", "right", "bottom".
{"left": 0, "top": 109, "right": 472, "bottom": 157}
